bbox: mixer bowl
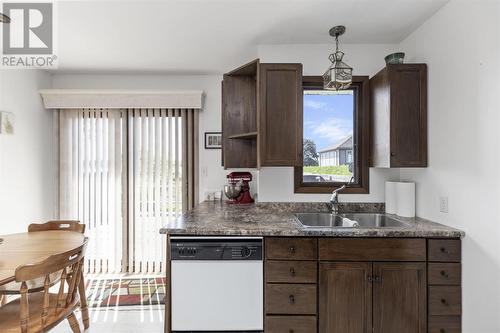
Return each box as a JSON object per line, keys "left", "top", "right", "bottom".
{"left": 224, "top": 184, "right": 241, "bottom": 200}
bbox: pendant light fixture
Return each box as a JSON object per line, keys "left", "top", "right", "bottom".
{"left": 323, "top": 25, "right": 353, "bottom": 90}
{"left": 0, "top": 13, "right": 11, "bottom": 24}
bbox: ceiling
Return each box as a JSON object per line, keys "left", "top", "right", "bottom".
{"left": 53, "top": 0, "right": 448, "bottom": 74}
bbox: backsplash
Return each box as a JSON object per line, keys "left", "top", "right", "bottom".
{"left": 255, "top": 202, "right": 385, "bottom": 213}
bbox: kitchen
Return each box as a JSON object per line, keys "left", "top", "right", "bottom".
{"left": 0, "top": 1, "right": 499, "bottom": 333}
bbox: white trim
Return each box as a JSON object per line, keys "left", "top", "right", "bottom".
{"left": 39, "top": 89, "right": 204, "bottom": 109}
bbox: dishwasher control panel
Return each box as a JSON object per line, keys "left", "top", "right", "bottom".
{"left": 170, "top": 237, "right": 262, "bottom": 260}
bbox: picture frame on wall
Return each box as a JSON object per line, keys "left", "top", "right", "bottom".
{"left": 205, "top": 132, "right": 222, "bottom": 149}
{"left": 0, "top": 111, "right": 15, "bottom": 135}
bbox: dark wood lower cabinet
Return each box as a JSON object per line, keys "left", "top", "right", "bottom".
{"left": 319, "top": 262, "right": 372, "bottom": 333}
{"left": 372, "top": 262, "right": 427, "bottom": 333}
{"left": 318, "top": 262, "right": 426, "bottom": 333}
{"left": 265, "top": 315, "right": 316, "bottom": 333}
{"left": 265, "top": 284, "right": 317, "bottom": 315}
{"left": 428, "top": 316, "right": 461, "bottom": 333}
{"left": 261, "top": 238, "right": 461, "bottom": 333}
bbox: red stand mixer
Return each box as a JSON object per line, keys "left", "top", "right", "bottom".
{"left": 224, "top": 172, "right": 254, "bottom": 204}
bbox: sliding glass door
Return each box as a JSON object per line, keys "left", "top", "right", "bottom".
{"left": 57, "top": 108, "right": 197, "bottom": 274}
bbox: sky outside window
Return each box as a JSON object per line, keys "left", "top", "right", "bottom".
{"left": 303, "top": 90, "right": 354, "bottom": 183}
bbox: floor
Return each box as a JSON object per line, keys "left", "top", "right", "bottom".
{"left": 53, "top": 274, "right": 165, "bottom": 332}
{"left": 52, "top": 305, "right": 164, "bottom": 332}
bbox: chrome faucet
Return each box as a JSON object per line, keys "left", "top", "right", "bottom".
{"left": 330, "top": 176, "right": 354, "bottom": 214}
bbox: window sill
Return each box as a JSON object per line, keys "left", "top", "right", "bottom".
{"left": 293, "top": 185, "right": 369, "bottom": 194}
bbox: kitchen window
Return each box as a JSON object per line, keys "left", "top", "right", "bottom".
{"left": 294, "top": 76, "right": 370, "bottom": 193}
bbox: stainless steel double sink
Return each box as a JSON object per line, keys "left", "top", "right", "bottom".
{"left": 295, "top": 212, "right": 410, "bottom": 228}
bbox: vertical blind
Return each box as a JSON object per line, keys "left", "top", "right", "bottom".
{"left": 57, "top": 108, "right": 198, "bottom": 274}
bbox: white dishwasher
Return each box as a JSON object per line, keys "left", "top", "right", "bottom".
{"left": 170, "top": 237, "right": 263, "bottom": 332}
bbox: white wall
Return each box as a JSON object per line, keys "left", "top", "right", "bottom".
{"left": 0, "top": 70, "right": 54, "bottom": 234}
{"left": 257, "top": 43, "right": 401, "bottom": 202}
{"left": 399, "top": 1, "right": 500, "bottom": 331}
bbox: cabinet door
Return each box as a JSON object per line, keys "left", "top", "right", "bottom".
{"left": 389, "top": 64, "right": 427, "bottom": 167}
{"left": 373, "top": 262, "right": 426, "bottom": 333}
{"left": 258, "top": 63, "right": 302, "bottom": 166}
{"left": 319, "top": 262, "right": 372, "bottom": 333}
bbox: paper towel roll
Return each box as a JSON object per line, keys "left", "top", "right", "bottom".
{"left": 396, "top": 182, "right": 415, "bottom": 217}
{"left": 342, "top": 217, "right": 359, "bottom": 228}
{"left": 385, "top": 182, "right": 397, "bottom": 214}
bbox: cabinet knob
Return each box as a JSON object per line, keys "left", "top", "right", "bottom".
{"left": 289, "top": 246, "right": 295, "bottom": 254}
{"left": 440, "top": 247, "right": 449, "bottom": 254}
{"left": 441, "top": 298, "right": 448, "bottom": 306}
{"left": 289, "top": 267, "right": 296, "bottom": 276}
{"left": 390, "top": 152, "right": 396, "bottom": 156}
{"left": 440, "top": 329, "right": 446, "bottom": 333}
{"left": 288, "top": 295, "right": 295, "bottom": 304}
{"left": 440, "top": 270, "right": 449, "bottom": 278}
{"left": 289, "top": 330, "right": 295, "bottom": 333}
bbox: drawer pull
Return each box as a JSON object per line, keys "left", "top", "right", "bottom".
{"left": 440, "top": 270, "right": 449, "bottom": 278}
{"left": 441, "top": 298, "right": 449, "bottom": 306}
{"left": 289, "top": 267, "right": 296, "bottom": 276}
{"left": 440, "top": 247, "right": 449, "bottom": 254}
{"left": 289, "top": 246, "right": 296, "bottom": 254}
{"left": 440, "top": 329, "right": 446, "bottom": 333}
{"left": 288, "top": 294, "right": 295, "bottom": 304}
{"left": 289, "top": 330, "right": 294, "bottom": 333}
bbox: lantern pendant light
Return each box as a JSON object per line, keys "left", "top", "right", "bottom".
{"left": 323, "top": 25, "right": 353, "bottom": 90}
{"left": 0, "top": 13, "right": 11, "bottom": 23}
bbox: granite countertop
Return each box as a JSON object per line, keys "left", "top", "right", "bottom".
{"left": 159, "top": 201, "right": 465, "bottom": 238}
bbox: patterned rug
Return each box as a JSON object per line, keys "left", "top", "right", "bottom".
{"left": 86, "top": 277, "right": 166, "bottom": 308}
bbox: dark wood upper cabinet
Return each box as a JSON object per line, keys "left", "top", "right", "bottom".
{"left": 222, "top": 59, "right": 303, "bottom": 168}
{"left": 221, "top": 60, "right": 259, "bottom": 168}
{"left": 372, "top": 262, "right": 427, "bottom": 333}
{"left": 319, "top": 262, "right": 372, "bottom": 333}
{"left": 258, "top": 63, "right": 302, "bottom": 166}
{"left": 370, "top": 64, "right": 427, "bottom": 167}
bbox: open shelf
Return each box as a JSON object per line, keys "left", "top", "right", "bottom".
{"left": 228, "top": 132, "right": 258, "bottom": 140}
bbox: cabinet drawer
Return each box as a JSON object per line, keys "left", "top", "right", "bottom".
{"left": 428, "top": 263, "right": 461, "bottom": 285}
{"left": 428, "top": 316, "right": 461, "bottom": 333}
{"left": 265, "top": 284, "right": 316, "bottom": 315}
{"left": 266, "top": 315, "right": 316, "bottom": 333}
{"left": 266, "top": 261, "right": 317, "bottom": 283}
{"left": 428, "top": 239, "right": 461, "bottom": 262}
{"left": 266, "top": 238, "right": 317, "bottom": 260}
{"left": 319, "top": 238, "right": 426, "bottom": 261}
{"left": 429, "top": 286, "right": 461, "bottom": 316}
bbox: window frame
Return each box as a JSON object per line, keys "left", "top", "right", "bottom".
{"left": 294, "top": 75, "right": 370, "bottom": 194}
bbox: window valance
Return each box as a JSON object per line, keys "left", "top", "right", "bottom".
{"left": 39, "top": 89, "right": 204, "bottom": 109}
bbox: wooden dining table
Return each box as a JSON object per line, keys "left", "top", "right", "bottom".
{"left": 0, "top": 230, "right": 86, "bottom": 286}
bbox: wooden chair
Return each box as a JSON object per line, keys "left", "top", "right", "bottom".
{"left": 0, "top": 238, "right": 88, "bottom": 333}
{"left": 28, "top": 221, "right": 86, "bottom": 234}
{"left": 28, "top": 221, "right": 89, "bottom": 330}
{"left": 0, "top": 221, "right": 89, "bottom": 329}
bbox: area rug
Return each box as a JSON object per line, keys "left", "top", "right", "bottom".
{"left": 86, "top": 277, "right": 166, "bottom": 308}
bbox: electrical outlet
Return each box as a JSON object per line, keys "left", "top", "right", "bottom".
{"left": 439, "top": 196, "right": 449, "bottom": 213}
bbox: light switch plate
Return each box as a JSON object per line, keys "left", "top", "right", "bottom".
{"left": 439, "top": 196, "right": 449, "bottom": 213}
